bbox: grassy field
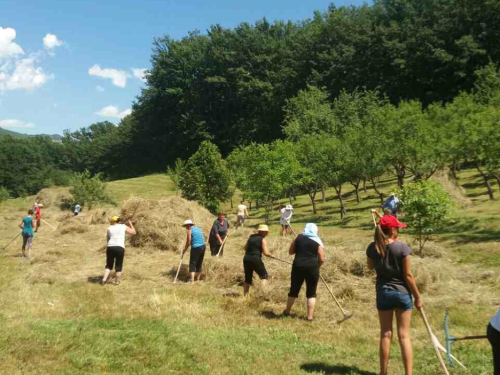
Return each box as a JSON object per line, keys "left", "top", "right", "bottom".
{"left": 0, "top": 169, "right": 498, "bottom": 374}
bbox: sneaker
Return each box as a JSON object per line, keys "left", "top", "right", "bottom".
{"left": 283, "top": 310, "right": 290, "bottom": 317}
{"left": 100, "top": 279, "right": 106, "bottom": 286}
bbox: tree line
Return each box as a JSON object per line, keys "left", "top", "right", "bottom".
{"left": 176, "top": 63, "right": 500, "bottom": 216}
{"left": 2, "top": 0, "right": 500, "bottom": 200}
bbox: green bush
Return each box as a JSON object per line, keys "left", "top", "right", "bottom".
{"left": 0, "top": 186, "right": 9, "bottom": 206}
{"left": 399, "top": 180, "right": 452, "bottom": 255}
{"left": 179, "top": 141, "right": 232, "bottom": 214}
{"left": 69, "top": 170, "right": 115, "bottom": 210}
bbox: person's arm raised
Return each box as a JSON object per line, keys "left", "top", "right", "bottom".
{"left": 403, "top": 256, "right": 423, "bottom": 310}
{"left": 125, "top": 220, "right": 137, "bottom": 235}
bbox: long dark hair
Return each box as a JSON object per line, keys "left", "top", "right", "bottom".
{"left": 374, "top": 225, "right": 392, "bottom": 256}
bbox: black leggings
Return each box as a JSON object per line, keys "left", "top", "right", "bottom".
{"left": 243, "top": 255, "right": 268, "bottom": 284}
{"left": 189, "top": 245, "right": 206, "bottom": 272}
{"left": 210, "top": 236, "right": 226, "bottom": 256}
{"left": 488, "top": 323, "right": 500, "bottom": 375}
{"left": 288, "top": 264, "right": 319, "bottom": 298}
{"left": 106, "top": 246, "right": 125, "bottom": 272}
{"left": 22, "top": 233, "right": 33, "bottom": 250}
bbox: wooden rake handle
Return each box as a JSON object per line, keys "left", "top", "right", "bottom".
{"left": 420, "top": 308, "right": 450, "bottom": 375}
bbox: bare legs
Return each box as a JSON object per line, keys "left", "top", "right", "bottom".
{"left": 102, "top": 268, "right": 111, "bottom": 284}
{"left": 306, "top": 298, "right": 316, "bottom": 320}
{"left": 243, "top": 280, "right": 266, "bottom": 296}
{"left": 284, "top": 297, "right": 315, "bottom": 320}
{"left": 378, "top": 309, "right": 413, "bottom": 375}
{"left": 190, "top": 272, "right": 202, "bottom": 283}
{"left": 397, "top": 309, "right": 413, "bottom": 375}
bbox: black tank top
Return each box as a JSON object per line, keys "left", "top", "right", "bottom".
{"left": 293, "top": 234, "right": 319, "bottom": 267}
{"left": 245, "top": 234, "right": 263, "bottom": 257}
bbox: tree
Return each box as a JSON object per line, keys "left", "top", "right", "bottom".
{"left": 283, "top": 86, "right": 337, "bottom": 141}
{"left": 0, "top": 186, "right": 9, "bottom": 206}
{"left": 228, "top": 140, "right": 301, "bottom": 221}
{"left": 166, "top": 158, "right": 185, "bottom": 195}
{"left": 399, "top": 180, "right": 452, "bottom": 255}
{"left": 69, "top": 170, "right": 114, "bottom": 210}
{"left": 179, "top": 141, "right": 233, "bottom": 213}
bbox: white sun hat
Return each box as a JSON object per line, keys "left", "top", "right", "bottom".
{"left": 285, "top": 204, "right": 294, "bottom": 210}
{"left": 182, "top": 219, "right": 194, "bottom": 226}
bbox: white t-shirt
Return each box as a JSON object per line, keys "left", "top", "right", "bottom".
{"left": 280, "top": 208, "right": 293, "bottom": 225}
{"left": 74, "top": 204, "right": 81, "bottom": 214}
{"left": 107, "top": 224, "right": 127, "bottom": 248}
{"left": 490, "top": 309, "right": 500, "bottom": 331}
{"left": 237, "top": 204, "right": 247, "bottom": 216}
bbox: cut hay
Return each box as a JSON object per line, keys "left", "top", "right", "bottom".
{"left": 35, "top": 188, "right": 72, "bottom": 209}
{"left": 57, "top": 217, "right": 89, "bottom": 235}
{"left": 122, "top": 196, "right": 215, "bottom": 251}
{"left": 89, "top": 209, "right": 109, "bottom": 225}
{"left": 431, "top": 168, "right": 471, "bottom": 208}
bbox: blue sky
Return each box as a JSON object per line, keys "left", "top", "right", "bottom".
{"left": 0, "top": 0, "right": 367, "bottom": 135}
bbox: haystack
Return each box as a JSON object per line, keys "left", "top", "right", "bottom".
{"left": 35, "top": 188, "right": 72, "bottom": 209}
{"left": 122, "top": 196, "right": 214, "bottom": 250}
{"left": 431, "top": 168, "right": 471, "bottom": 208}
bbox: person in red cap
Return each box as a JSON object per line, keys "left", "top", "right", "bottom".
{"left": 366, "top": 215, "right": 423, "bottom": 375}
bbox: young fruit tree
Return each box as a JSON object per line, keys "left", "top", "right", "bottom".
{"left": 399, "top": 180, "right": 452, "bottom": 255}
{"left": 69, "top": 170, "right": 115, "bottom": 210}
{"left": 179, "top": 141, "right": 233, "bottom": 214}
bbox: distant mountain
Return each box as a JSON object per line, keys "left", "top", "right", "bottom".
{"left": 0, "top": 127, "right": 63, "bottom": 142}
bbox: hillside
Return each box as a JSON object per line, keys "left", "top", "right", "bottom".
{"left": 0, "top": 169, "right": 498, "bottom": 374}
{"left": 0, "top": 127, "right": 63, "bottom": 142}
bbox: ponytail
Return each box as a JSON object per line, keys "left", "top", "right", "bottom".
{"left": 374, "top": 225, "right": 389, "bottom": 256}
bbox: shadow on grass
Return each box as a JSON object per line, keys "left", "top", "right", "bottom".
{"left": 259, "top": 310, "right": 297, "bottom": 320}
{"left": 300, "top": 363, "right": 377, "bottom": 375}
{"left": 87, "top": 275, "right": 102, "bottom": 284}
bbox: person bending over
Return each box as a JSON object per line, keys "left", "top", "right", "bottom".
{"left": 283, "top": 223, "right": 325, "bottom": 321}
{"left": 243, "top": 224, "right": 273, "bottom": 296}
{"left": 101, "top": 216, "right": 136, "bottom": 286}
{"left": 366, "top": 215, "right": 423, "bottom": 375}
{"left": 182, "top": 219, "right": 206, "bottom": 283}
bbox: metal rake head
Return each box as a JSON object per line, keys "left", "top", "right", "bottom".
{"left": 337, "top": 313, "right": 354, "bottom": 324}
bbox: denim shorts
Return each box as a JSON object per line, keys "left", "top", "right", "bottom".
{"left": 376, "top": 287, "right": 413, "bottom": 311}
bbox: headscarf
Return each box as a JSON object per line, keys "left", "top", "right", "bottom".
{"left": 302, "top": 223, "right": 324, "bottom": 248}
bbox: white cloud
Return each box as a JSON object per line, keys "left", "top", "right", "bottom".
{"left": 88, "top": 65, "right": 128, "bottom": 87}
{"left": 96, "top": 85, "right": 105, "bottom": 92}
{"left": 0, "top": 27, "right": 24, "bottom": 58}
{"left": 0, "top": 119, "right": 35, "bottom": 128}
{"left": 43, "top": 33, "right": 64, "bottom": 50}
{"left": 95, "top": 105, "right": 131, "bottom": 119}
{"left": 132, "top": 68, "right": 147, "bottom": 82}
{"left": 0, "top": 58, "right": 53, "bottom": 92}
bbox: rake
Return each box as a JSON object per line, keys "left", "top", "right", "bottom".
{"left": 443, "top": 309, "right": 487, "bottom": 368}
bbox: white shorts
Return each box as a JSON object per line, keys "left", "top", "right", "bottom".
{"left": 237, "top": 214, "right": 245, "bottom": 224}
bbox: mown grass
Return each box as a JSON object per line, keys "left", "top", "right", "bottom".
{"left": 0, "top": 168, "right": 498, "bottom": 374}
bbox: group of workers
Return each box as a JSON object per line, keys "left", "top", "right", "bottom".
{"left": 14, "top": 197, "right": 498, "bottom": 375}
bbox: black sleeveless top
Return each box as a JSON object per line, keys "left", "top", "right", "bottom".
{"left": 293, "top": 234, "right": 319, "bottom": 267}
{"left": 245, "top": 234, "right": 264, "bottom": 257}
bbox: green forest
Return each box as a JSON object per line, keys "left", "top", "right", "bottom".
{"left": 2, "top": 0, "right": 500, "bottom": 203}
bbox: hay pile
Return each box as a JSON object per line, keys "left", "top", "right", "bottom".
{"left": 122, "top": 196, "right": 215, "bottom": 250}
{"left": 35, "top": 188, "right": 72, "bottom": 209}
{"left": 431, "top": 168, "right": 471, "bottom": 208}
{"left": 89, "top": 209, "right": 109, "bottom": 225}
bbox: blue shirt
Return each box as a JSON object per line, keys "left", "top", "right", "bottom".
{"left": 191, "top": 226, "right": 205, "bottom": 248}
{"left": 22, "top": 217, "right": 34, "bottom": 236}
{"left": 383, "top": 196, "right": 399, "bottom": 214}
